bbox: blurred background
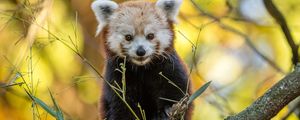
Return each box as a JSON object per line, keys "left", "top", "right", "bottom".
{"left": 0, "top": 0, "right": 300, "bottom": 120}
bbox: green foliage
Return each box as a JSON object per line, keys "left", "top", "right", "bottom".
{"left": 25, "top": 90, "right": 64, "bottom": 120}
{"left": 188, "top": 81, "right": 211, "bottom": 104}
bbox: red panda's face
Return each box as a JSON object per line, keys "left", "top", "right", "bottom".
{"left": 92, "top": 0, "right": 182, "bottom": 66}
{"left": 107, "top": 2, "right": 173, "bottom": 65}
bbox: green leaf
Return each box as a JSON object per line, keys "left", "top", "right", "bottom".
{"left": 188, "top": 81, "right": 211, "bottom": 104}
{"left": 24, "top": 89, "right": 57, "bottom": 117}
{"left": 32, "top": 96, "right": 57, "bottom": 117}
{"left": 49, "top": 90, "right": 64, "bottom": 120}
{"left": 25, "top": 89, "right": 64, "bottom": 120}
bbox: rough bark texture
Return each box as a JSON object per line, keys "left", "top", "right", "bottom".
{"left": 225, "top": 64, "right": 300, "bottom": 120}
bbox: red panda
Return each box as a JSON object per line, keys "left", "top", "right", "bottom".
{"left": 91, "top": 0, "right": 192, "bottom": 119}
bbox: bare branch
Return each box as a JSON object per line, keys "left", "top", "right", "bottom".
{"left": 263, "top": 0, "right": 299, "bottom": 66}
{"left": 189, "top": 0, "right": 285, "bottom": 74}
{"left": 225, "top": 64, "right": 300, "bottom": 120}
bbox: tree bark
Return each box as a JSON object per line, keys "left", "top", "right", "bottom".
{"left": 225, "top": 64, "right": 300, "bottom": 120}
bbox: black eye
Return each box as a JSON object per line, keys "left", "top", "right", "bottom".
{"left": 146, "top": 33, "right": 155, "bottom": 40}
{"left": 125, "top": 34, "right": 133, "bottom": 41}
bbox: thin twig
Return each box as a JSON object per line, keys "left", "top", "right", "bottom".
{"left": 0, "top": 82, "right": 24, "bottom": 88}
{"left": 263, "top": 0, "right": 299, "bottom": 66}
{"left": 189, "top": 0, "right": 285, "bottom": 74}
{"left": 159, "top": 97, "right": 179, "bottom": 103}
{"left": 159, "top": 72, "right": 185, "bottom": 95}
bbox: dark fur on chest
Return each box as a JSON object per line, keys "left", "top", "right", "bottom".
{"left": 100, "top": 52, "right": 191, "bottom": 120}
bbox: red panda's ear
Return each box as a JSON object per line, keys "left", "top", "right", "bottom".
{"left": 156, "top": 0, "right": 182, "bottom": 22}
{"left": 91, "top": 0, "right": 119, "bottom": 36}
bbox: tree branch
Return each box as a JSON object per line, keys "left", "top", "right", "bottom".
{"left": 263, "top": 0, "right": 299, "bottom": 66}
{"left": 189, "top": 0, "right": 285, "bottom": 74}
{"left": 188, "top": 1, "right": 300, "bottom": 119}
{"left": 225, "top": 64, "right": 300, "bottom": 120}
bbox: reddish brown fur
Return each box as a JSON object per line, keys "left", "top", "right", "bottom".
{"left": 96, "top": 1, "right": 193, "bottom": 120}
{"left": 99, "top": 24, "right": 193, "bottom": 120}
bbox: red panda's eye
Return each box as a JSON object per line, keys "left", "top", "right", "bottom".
{"left": 146, "top": 33, "right": 155, "bottom": 40}
{"left": 125, "top": 34, "right": 133, "bottom": 41}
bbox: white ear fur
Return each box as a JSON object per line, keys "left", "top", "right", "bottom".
{"left": 156, "top": 0, "right": 182, "bottom": 22}
{"left": 91, "top": 0, "right": 118, "bottom": 36}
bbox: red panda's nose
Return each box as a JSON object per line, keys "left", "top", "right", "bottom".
{"left": 136, "top": 46, "right": 146, "bottom": 56}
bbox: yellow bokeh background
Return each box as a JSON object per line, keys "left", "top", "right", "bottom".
{"left": 0, "top": 0, "right": 299, "bottom": 120}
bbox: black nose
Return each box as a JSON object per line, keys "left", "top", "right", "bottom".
{"left": 136, "top": 46, "right": 146, "bottom": 56}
